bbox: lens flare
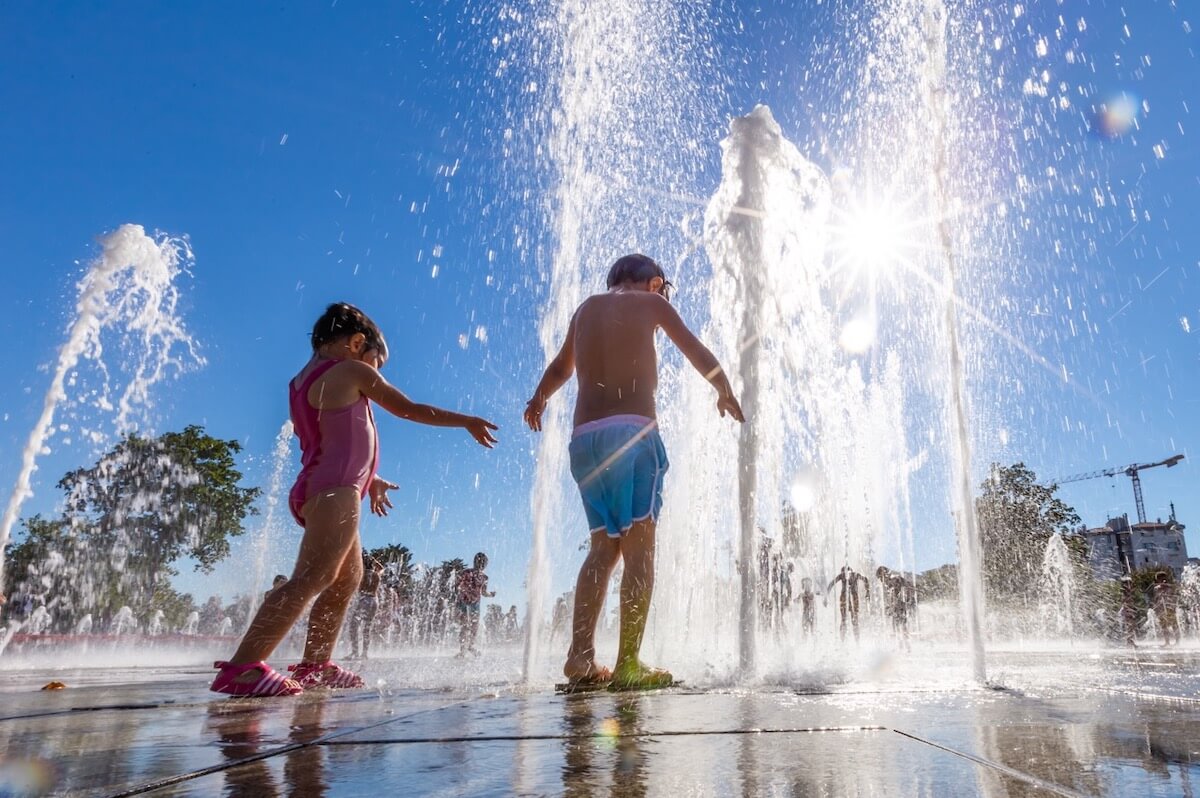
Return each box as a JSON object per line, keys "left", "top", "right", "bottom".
{"left": 1094, "top": 91, "right": 1139, "bottom": 138}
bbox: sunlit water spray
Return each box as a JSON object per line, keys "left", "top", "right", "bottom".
{"left": 245, "top": 420, "right": 295, "bottom": 625}
{"left": 522, "top": 0, "right": 721, "bottom": 682}
{"left": 522, "top": 0, "right": 1015, "bottom": 687}
{"left": 1039, "top": 533, "right": 1076, "bottom": 638}
{"left": 921, "top": 0, "right": 988, "bottom": 683}
{"left": 0, "top": 224, "right": 202, "bottom": 585}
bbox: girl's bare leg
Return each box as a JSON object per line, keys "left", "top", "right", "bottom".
{"left": 302, "top": 536, "right": 363, "bottom": 662}
{"left": 225, "top": 487, "right": 361, "bottom": 683}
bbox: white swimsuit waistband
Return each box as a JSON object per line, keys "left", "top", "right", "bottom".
{"left": 572, "top": 414, "right": 657, "bottom": 439}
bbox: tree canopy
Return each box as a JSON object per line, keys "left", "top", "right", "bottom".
{"left": 4, "top": 425, "right": 259, "bottom": 631}
{"left": 975, "top": 462, "right": 1081, "bottom": 603}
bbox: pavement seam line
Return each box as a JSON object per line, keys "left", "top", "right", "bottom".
{"left": 891, "top": 728, "right": 1096, "bottom": 798}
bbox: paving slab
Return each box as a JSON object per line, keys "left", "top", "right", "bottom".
{"left": 1, "top": 650, "right": 1197, "bottom": 797}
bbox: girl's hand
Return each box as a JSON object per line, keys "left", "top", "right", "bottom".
{"left": 465, "top": 416, "right": 499, "bottom": 448}
{"left": 369, "top": 477, "right": 398, "bottom": 516}
{"left": 523, "top": 396, "right": 546, "bottom": 431}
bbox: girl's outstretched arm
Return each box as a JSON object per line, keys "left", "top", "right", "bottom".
{"left": 345, "top": 360, "right": 498, "bottom": 448}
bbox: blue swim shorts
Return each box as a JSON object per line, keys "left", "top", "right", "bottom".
{"left": 568, "top": 414, "right": 669, "bottom": 537}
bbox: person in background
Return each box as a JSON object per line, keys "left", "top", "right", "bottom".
{"left": 349, "top": 558, "right": 384, "bottom": 659}
{"left": 456, "top": 552, "right": 496, "bottom": 656}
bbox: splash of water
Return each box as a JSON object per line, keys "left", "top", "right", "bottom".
{"left": 699, "top": 106, "right": 832, "bottom": 675}
{"left": 1039, "top": 533, "right": 1076, "bottom": 638}
{"left": 522, "top": 0, "right": 720, "bottom": 682}
{"left": 649, "top": 106, "right": 919, "bottom": 681}
{"left": 0, "top": 224, "right": 202, "bottom": 583}
{"left": 246, "top": 420, "right": 295, "bottom": 626}
{"left": 111, "top": 606, "right": 136, "bottom": 636}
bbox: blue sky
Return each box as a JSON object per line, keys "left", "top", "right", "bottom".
{"left": 0, "top": 1, "right": 1196, "bottom": 607}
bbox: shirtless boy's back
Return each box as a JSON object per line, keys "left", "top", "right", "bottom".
{"left": 525, "top": 253, "right": 743, "bottom": 690}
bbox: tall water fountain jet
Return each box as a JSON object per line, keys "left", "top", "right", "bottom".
{"left": 701, "top": 106, "right": 831, "bottom": 676}
{"left": 0, "top": 224, "right": 202, "bottom": 584}
{"left": 921, "top": 0, "right": 986, "bottom": 682}
{"left": 522, "top": 0, "right": 719, "bottom": 682}
{"left": 246, "top": 420, "right": 295, "bottom": 625}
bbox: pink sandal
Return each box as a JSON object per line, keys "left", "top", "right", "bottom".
{"left": 287, "top": 660, "right": 364, "bottom": 689}
{"left": 210, "top": 661, "right": 303, "bottom": 697}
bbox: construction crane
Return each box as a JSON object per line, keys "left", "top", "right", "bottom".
{"left": 1055, "top": 454, "right": 1185, "bottom": 524}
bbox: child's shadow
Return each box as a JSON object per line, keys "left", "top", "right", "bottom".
{"left": 205, "top": 697, "right": 332, "bottom": 798}
{"left": 561, "top": 694, "right": 647, "bottom": 798}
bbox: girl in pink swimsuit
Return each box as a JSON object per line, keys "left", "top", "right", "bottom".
{"left": 212, "top": 303, "right": 499, "bottom": 697}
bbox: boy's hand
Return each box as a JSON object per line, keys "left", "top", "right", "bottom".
{"left": 718, "top": 393, "right": 745, "bottom": 422}
{"left": 465, "top": 416, "right": 499, "bottom": 448}
{"left": 523, "top": 396, "right": 546, "bottom": 431}
{"left": 369, "top": 477, "right": 399, "bottom": 516}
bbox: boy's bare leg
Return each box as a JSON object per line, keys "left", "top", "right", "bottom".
{"left": 226, "top": 488, "right": 361, "bottom": 683}
{"left": 564, "top": 530, "right": 621, "bottom": 680}
{"left": 612, "top": 518, "right": 672, "bottom": 688}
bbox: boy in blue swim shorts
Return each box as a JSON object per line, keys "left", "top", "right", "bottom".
{"left": 525, "top": 254, "right": 744, "bottom": 690}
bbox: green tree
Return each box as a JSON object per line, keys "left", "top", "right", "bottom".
{"left": 4, "top": 425, "right": 259, "bottom": 630}
{"left": 975, "top": 462, "right": 1082, "bottom": 605}
{"left": 367, "top": 543, "right": 415, "bottom": 597}
{"left": 441, "top": 558, "right": 466, "bottom": 574}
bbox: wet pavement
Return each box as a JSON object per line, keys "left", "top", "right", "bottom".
{"left": 2, "top": 649, "right": 1198, "bottom": 797}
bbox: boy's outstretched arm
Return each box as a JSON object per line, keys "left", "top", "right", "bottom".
{"left": 524, "top": 313, "right": 577, "bottom": 431}
{"left": 346, "top": 361, "right": 499, "bottom": 448}
{"left": 655, "top": 298, "right": 746, "bottom": 422}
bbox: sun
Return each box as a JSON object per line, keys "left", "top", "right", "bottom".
{"left": 827, "top": 190, "right": 923, "bottom": 283}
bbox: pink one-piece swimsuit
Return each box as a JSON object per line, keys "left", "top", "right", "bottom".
{"left": 287, "top": 359, "right": 380, "bottom": 525}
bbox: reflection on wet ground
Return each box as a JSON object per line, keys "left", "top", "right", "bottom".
{"left": 1, "top": 649, "right": 1198, "bottom": 796}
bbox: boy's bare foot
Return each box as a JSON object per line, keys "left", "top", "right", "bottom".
{"left": 563, "top": 657, "right": 613, "bottom": 685}
{"left": 610, "top": 661, "right": 674, "bottom": 690}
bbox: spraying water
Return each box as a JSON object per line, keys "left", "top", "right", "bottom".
{"left": 522, "top": 0, "right": 1002, "bottom": 685}
{"left": 0, "top": 224, "right": 201, "bottom": 584}
{"left": 246, "top": 420, "right": 295, "bottom": 625}
{"left": 111, "top": 606, "right": 136, "bottom": 636}
{"left": 699, "top": 106, "right": 832, "bottom": 677}
{"left": 522, "top": 0, "right": 720, "bottom": 682}
{"left": 921, "top": 0, "right": 987, "bottom": 682}
{"left": 1039, "top": 533, "right": 1076, "bottom": 638}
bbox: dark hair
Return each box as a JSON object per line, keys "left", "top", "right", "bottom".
{"left": 606, "top": 254, "right": 672, "bottom": 300}
{"left": 473, "top": 552, "right": 488, "bottom": 570}
{"left": 310, "top": 303, "right": 388, "bottom": 358}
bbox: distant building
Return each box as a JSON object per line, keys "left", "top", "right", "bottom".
{"left": 1082, "top": 514, "right": 1188, "bottom": 579}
